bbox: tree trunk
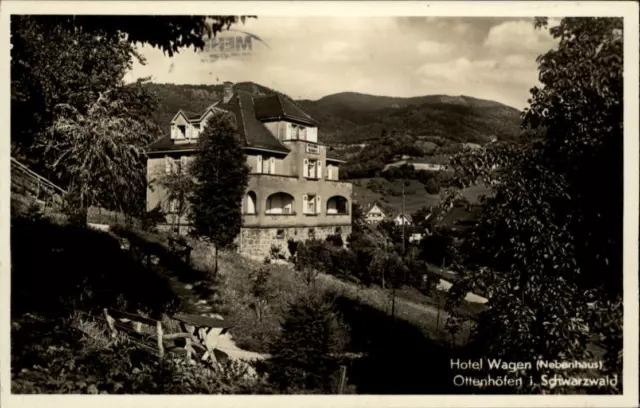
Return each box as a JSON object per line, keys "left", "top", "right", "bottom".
{"left": 214, "top": 245, "right": 219, "bottom": 276}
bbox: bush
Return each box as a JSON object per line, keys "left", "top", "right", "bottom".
{"left": 425, "top": 178, "right": 440, "bottom": 195}
{"left": 287, "top": 239, "right": 299, "bottom": 260}
{"left": 325, "top": 233, "right": 344, "bottom": 247}
{"left": 141, "top": 205, "right": 166, "bottom": 232}
{"left": 11, "top": 318, "right": 271, "bottom": 394}
{"left": 262, "top": 289, "right": 349, "bottom": 393}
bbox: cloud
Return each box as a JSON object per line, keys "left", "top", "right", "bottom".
{"left": 311, "top": 40, "right": 367, "bottom": 63}
{"left": 416, "top": 40, "right": 450, "bottom": 56}
{"left": 415, "top": 55, "right": 539, "bottom": 105}
{"left": 484, "top": 20, "right": 556, "bottom": 54}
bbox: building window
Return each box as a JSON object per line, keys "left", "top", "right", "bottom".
{"left": 266, "top": 192, "right": 294, "bottom": 215}
{"left": 256, "top": 155, "right": 263, "bottom": 174}
{"left": 304, "top": 159, "right": 320, "bottom": 178}
{"left": 177, "top": 125, "right": 186, "bottom": 138}
{"left": 193, "top": 124, "right": 200, "bottom": 138}
{"left": 303, "top": 194, "right": 321, "bottom": 215}
{"left": 269, "top": 157, "right": 276, "bottom": 174}
{"left": 246, "top": 191, "right": 257, "bottom": 214}
{"left": 327, "top": 196, "right": 348, "bottom": 214}
{"left": 276, "top": 229, "right": 285, "bottom": 239}
{"left": 327, "top": 164, "right": 333, "bottom": 180}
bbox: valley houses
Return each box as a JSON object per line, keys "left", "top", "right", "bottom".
{"left": 145, "top": 82, "right": 352, "bottom": 258}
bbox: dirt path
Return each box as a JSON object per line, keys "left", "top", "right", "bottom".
{"left": 112, "top": 230, "right": 267, "bottom": 362}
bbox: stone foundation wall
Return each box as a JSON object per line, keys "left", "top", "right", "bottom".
{"left": 238, "top": 225, "right": 352, "bottom": 260}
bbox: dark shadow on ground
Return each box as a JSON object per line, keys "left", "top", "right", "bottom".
{"left": 109, "top": 227, "right": 222, "bottom": 315}
{"left": 11, "top": 216, "right": 180, "bottom": 320}
{"left": 334, "top": 295, "right": 478, "bottom": 394}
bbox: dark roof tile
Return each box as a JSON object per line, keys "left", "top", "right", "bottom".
{"left": 253, "top": 94, "right": 317, "bottom": 126}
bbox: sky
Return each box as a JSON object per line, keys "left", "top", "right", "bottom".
{"left": 125, "top": 17, "right": 560, "bottom": 110}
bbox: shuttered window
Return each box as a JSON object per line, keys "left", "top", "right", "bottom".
{"left": 269, "top": 157, "right": 276, "bottom": 174}
{"left": 327, "top": 165, "right": 333, "bottom": 180}
{"left": 303, "top": 159, "right": 309, "bottom": 177}
{"left": 302, "top": 194, "right": 308, "bottom": 214}
{"left": 316, "top": 161, "right": 322, "bottom": 179}
{"left": 316, "top": 195, "right": 321, "bottom": 214}
{"left": 256, "top": 156, "right": 263, "bottom": 174}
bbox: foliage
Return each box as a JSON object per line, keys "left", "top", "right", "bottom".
{"left": 425, "top": 178, "right": 441, "bottom": 195}
{"left": 40, "top": 87, "right": 157, "bottom": 215}
{"left": 350, "top": 202, "right": 367, "bottom": 233}
{"left": 262, "top": 289, "right": 349, "bottom": 393}
{"left": 418, "top": 230, "right": 455, "bottom": 268}
{"left": 444, "top": 17, "right": 623, "bottom": 391}
{"left": 140, "top": 204, "right": 167, "bottom": 232}
{"left": 296, "top": 93, "right": 522, "bottom": 146}
{"left": 188, "top": 112, "right": 250, "bottom": 274}
{"left": 325, "top": 233, "right": 344, "bottom": 247}
{"left": 11, "top": 16, "right": 138, "bottom": 160}
{"left": 287, "top": 238, "right": 299, "bottom": 260}
{"left": 11, "top": 317, "right": 271, "bottom": 394}
{"left": 11, "top": 215, "right": 180, "bottom": 318}
{"left": 294, "top": 239, "right": 332, "bottom": 285}
{"left": 11, "top": 15, "right": 250, "bottom": 209}
{"left": 152, "top": 159, "right": 195, "bottom": 232}
{"left": 23, "top": 15, "right": 254, "bottom": 57}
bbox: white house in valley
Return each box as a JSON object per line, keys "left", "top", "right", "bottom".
{"left": 364, "top": 202, "right": 386, "bottom": 224}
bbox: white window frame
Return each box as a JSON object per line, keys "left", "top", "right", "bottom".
{"left": 327, "top": 164, "right": 333, "bottom": 180}
{"left": 269, "top": 157, "right": 276, "bottom": 174}
{"left": 256, "top": 155, "right": 263, "bottom": 174}
{"left": 304, "top": 194, "right": 318, "bottom": 215}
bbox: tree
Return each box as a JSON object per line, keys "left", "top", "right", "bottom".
{"left": 444, "top": 17, "right": 623, "bottom": 392}
{"left": 425, "top": 178, "right": 440, "bottom": 195}
{"left": 188, "top": 112, "right": 250, "bottom": 275}
{"left": 411, "top": 205, "right": 432, "bottom": 229}
{"left": 350, "top": 202, "right": 367, "bottom": 233}
{"left": 11, "top": 15, "right": 252, "bottom": 168}
{"left": 41, "top": 85, "right": 158, "bottom": 220}
{"left": 152, "top": 159, "right": 195, "bottom": 233}
{"left": 264, "top": 289, "right": 349, "bottom": 393}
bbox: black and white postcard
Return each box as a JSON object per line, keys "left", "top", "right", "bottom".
{"left": 1, "top": 1, "right": 638, "bottom": 407}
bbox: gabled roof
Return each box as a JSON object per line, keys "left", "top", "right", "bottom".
{"left": 394, "top": 212, "right": 413, "bottom": 223}
{"left": 148, "top": 88, "right": 302, "bottom": 154}
{"left": 217, "top": 91, "right": 290, "bottom": 153}
{"left": 365, "top": 203, "right": 386, "bottom": 216}
{"left": 253, "top": 93, "right": 318, "bottom": 126}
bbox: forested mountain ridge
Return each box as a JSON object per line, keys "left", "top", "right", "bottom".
{"left": 144, "top": 82, "right": 523, "bottom": 146}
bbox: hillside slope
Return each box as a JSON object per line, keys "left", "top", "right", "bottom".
{"left": 145, "top": 83, "right": 522, "bottom": 146}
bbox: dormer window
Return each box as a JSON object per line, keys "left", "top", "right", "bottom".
{"left": 177, "top": 125, "right": 186, "bottom": 139}
{"left": 193, "top": 124, "right": 200, "bottom": 138}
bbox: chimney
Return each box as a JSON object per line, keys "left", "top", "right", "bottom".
{"left": 223, "top": 81, "right": 233, "bottom": 103}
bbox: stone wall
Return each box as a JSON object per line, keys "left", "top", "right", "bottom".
{"left": 238, "top": 225, "right": 352, "bottom": 260}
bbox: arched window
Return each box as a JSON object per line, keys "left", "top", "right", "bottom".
{"left": 266, "top": 192, "right": 295, "bottom": 215}
{"left": 246, "top": 191, "right": 257, "bottom": 214}
{"left": 327, "top": 196, "right": 349, "bottom": 215}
